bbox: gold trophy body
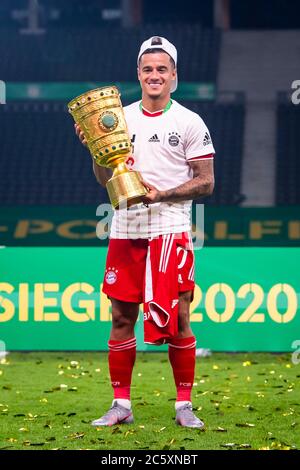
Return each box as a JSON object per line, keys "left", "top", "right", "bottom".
{"left": 68, "top": 86, "right": 147, "bottom": 209}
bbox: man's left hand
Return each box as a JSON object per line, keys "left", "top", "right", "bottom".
{"left": 141, "top": 180, "right": 164, "bottom": 204}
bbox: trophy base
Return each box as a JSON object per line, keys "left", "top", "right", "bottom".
{"left": 106, "top": 171, "right": 147, "bottom": 209}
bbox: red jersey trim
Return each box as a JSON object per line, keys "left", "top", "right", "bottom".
{"left": 188, "top": 153, "right": 214, "bottom": 161}
{"left": 142, "top": 108, "right": 163, "bottom": 117}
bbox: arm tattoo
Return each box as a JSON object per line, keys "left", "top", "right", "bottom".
{"left": 160, "top": 159, "right": 214, "bottom": 203}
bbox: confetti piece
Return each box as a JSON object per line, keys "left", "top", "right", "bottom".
{"left": 243, "top": 361, "right": 252, "bottom": 367}
{"left": 70, "top": 361, "right": 79, "bottom": 368}
{"left": 236, "top": 423, "right": 255, "bottom": 428}
{"left": 213, "top": 427, "right": 227, "bottom": 432}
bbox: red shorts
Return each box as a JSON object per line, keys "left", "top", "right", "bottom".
{"left": 102, "top": 232, "right": 195, "bottom": 303}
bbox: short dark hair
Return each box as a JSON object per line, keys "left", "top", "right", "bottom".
{"left": 138, "top": 48, "right": 175, "bottom": 68}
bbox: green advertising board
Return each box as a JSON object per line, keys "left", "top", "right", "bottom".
{"left": 0, "top": 206, "right": 300, "bottom": 247}
{"left": 0, "top": 247, "right": 299, "bottom": 352}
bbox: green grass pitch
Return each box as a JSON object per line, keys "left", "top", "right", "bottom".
{"left": 0, "top": 352, "right": 299, "bottom": 450}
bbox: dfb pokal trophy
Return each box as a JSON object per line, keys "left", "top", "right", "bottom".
{"left": 68, "top": 86, "right": 147, "bottom": 209}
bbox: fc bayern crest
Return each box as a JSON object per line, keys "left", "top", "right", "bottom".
{"left": 105, "top": 269, "right": 118, "bottom": 285}
{"left": 168, "top": 132, "right": 180, "bottom": 146}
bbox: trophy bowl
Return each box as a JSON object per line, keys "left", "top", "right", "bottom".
{"left": 68, "top": 86, "right": 147, "bottom": 209}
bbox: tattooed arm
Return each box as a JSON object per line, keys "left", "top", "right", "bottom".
{"left": 142, "top": 158, "right": 215, "bottom": 204}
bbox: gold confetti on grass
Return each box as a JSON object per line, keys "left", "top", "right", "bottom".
{"left": 23, "top": 441, "right": 45, "bottom": 447}
{"left": 111, "top": 427, "right": 122, "bottom": 435}
{"left": 220, "top": 443, "right": 236, "bottom": 448}
{"left": 0, "top": 358, "right": 10, "bottom": 365}
{"left": 66, "top": 432, "right": 85, "bottom": 440}
{"left": 155, "top": 427, "right": 166, "bottom": 433}
{"left": 235, "top": 423, "right": 255, "bottom": 428}
{"left": 70, "top": 361, "right": 79, "bottom": 368}
{"left": 220, "top": 442, "right": 251, "bottom": 449}
{"left": 44, "top": 423, "right": 52, "bottom": 429}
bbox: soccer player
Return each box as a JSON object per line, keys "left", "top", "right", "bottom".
{"left": 75, "top": 36, "right": 215, "bottom": 428}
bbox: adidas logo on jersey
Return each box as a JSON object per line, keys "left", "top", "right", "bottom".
{"left": 203, "top": 132, "right": 212, "bottom": 146}
{"left": 149, "top": 134, "right": 160, "bottom": 142}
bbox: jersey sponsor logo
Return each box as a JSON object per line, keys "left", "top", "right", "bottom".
{"left": 148, "top": 134, "right": 160, "bottom": 142}
{"left": 105, "top": 268, "right": 118, "bottom": 285}
{"left": 168, "top": 132, "right": 180, "bottom": 146}
{"left": 203, "top": 132, "right": 212, "bottom": 146}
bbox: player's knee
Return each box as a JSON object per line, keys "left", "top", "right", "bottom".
{"left": 179, "top": 290, "right": 193, "bottom": 304}
{"left": 112, "top": 311, "right": 135, "bottom": 330}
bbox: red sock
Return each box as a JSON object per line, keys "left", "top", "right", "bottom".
{"left": 168, "top": 336, "right": 196, "bottom": 402}
{"left": 108, "top": 337, "right": 136, "bottom": 400}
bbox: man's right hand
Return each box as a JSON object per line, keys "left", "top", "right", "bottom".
{"left": 74, "top": 123, "right": 87, "bottom": 146}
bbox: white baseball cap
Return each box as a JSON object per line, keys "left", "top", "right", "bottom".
{"left": 137, "top": 36, "right": 178, "bottom": 93}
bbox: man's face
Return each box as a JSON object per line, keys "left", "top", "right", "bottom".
{"left": 137, "top": 52, "right": 176, "bottom": 100}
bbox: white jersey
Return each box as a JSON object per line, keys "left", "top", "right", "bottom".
{"left": 110, "top": 99, "right": 215, "bottom": 239}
